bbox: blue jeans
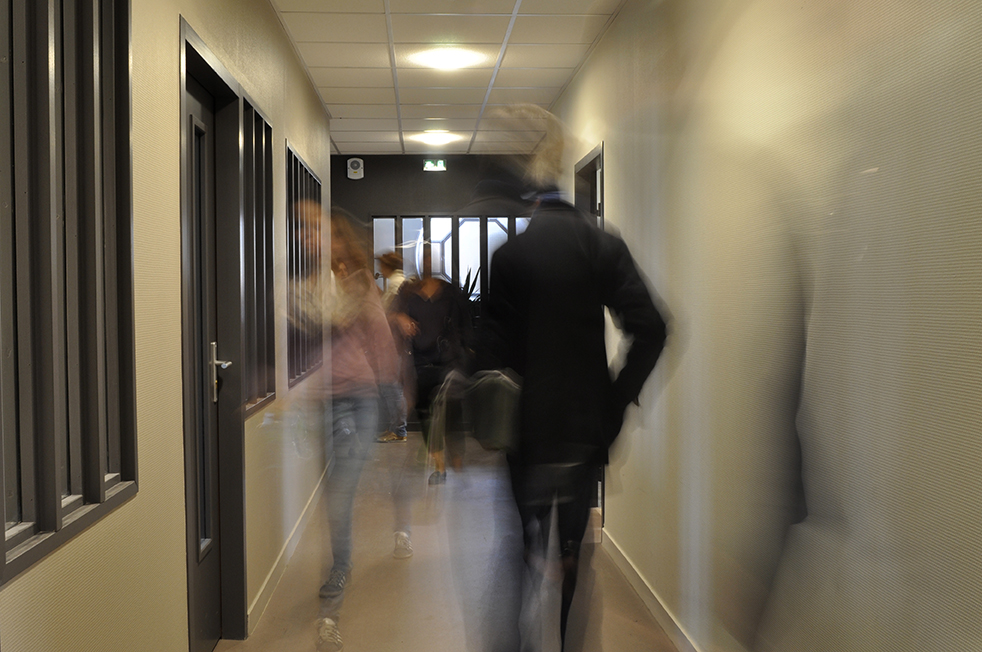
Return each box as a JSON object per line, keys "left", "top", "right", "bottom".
{"left": 325, "top": 395, "right": 378, "bottom": 575}
{"left": 378, "top": 383, "right": 407, "bottom": 438}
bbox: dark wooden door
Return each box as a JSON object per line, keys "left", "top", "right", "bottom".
{"left": 185, "top": 74, "right": 224, "bottom": 652}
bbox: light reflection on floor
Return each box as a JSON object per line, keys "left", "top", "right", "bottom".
{"left": 215, "top": 432, "right": 675, "bottom": 652}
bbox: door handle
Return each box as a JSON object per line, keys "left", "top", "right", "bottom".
{"left": 210, "top": 341, "right": 232, "bottom": 403}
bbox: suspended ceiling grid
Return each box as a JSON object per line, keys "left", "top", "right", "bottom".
{"left": 269, "top": 0, "right": 626, "bottom": 155}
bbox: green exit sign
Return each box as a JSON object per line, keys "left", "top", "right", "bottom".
{"left": 423, "top": 159, "right": 447, "bottom": 172}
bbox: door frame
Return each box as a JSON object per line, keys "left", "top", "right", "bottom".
{"left": 574, "top": 143, "right": 606, "bottom": 525}
{"left": 180, "top": 18, "right": 248, "bottom": 642}
{"left": 575, "top": 142, "right": 604, "bottom": 227}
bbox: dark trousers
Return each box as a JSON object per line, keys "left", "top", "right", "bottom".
{"left": 508, "top": 458, "right": 595, "bottom": 651}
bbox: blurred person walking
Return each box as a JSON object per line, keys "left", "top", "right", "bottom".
{"left": 376, "top": 251, "right": 410, "bottom": 444}
{"left": 392, "top": 272, "right": 473, "bottom": 484}
{"left": 300, "top": 206, "right": 412, "bottom": 652}
{"left": 483, "top": 107, "right": 668, "bottom": 651}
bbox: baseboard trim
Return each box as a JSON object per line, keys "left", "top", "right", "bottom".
{"left": 602, "top": 530, "right": 700, "bottom": 652}
{"left": 246, "top": 464, "right": 329, "bottom": 635}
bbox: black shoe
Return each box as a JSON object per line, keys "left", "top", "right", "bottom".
{"left": 428, "top": 470, "right": 446, "bottom": 485}
{"left": 319, "top": 568, "right": 348, "bottom": 598}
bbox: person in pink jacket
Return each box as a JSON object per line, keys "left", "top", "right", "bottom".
{"left": 311, "top": 206, "right": 412, "bottom": 652}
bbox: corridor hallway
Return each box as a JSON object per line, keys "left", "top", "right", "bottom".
{"left": 214, "top": 431, "right": 676, "bottom": 652}
{"left": 2, "top": 1, "right": 979, "bottom": 650}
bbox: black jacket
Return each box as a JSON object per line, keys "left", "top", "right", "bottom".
{"left": 485, "top": 199, "right": 667, "bottom": 465}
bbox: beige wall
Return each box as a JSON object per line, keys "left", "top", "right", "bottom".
{"left": 0, "top": 0, "right": 331, "bottom": 649}
{"left": 554, "top": 1, "right": 981, "bottom": 651}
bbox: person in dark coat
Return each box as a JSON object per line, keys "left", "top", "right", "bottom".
{"left": 489, "top": 198, "right": 667, "bottom": 466}
{"left": 483, "top": 107, "right": 668, "bottom": 651}
{"left": 392, "top": 273, "right": 473, "bottom": 484}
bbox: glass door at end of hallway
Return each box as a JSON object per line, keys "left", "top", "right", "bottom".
{"left": 371, "top": 214, "right": 531, "bottom": 309}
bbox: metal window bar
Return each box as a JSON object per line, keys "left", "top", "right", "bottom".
{"left": 9, "top": 0, "right": 41, "bottom": 544}
{"left": 249, "top": 111, "right": 274, "bottom": 404}
{"left": 243, "top": 103, "right": 255, "bottom": 402}
{"left": 78, "top": 0, "right": 109, "bottom": 503}
{"left": 62, "top": 0, "right": 82, "bottom": 506}
{"left": 299, "top": 160, "right": 307, "bottom": 379}
{"left": 1, "top": 0, "right": 21, "bottom": 536}
{"left": 288, "top": 151, "right": 298, "bottom": 382}
{"left": 23, "top": 0, "right": 67, "bottom": 534}
{"left": 286, "top": 154, "right": 294, "bottom": 379}
{"left": 64, "top": 0, "right": 109, "bottom": 508}
{"left": 101, "top": 0, "right": 123, "bottom": 485}
{"left": 301, "top": 165, "right": 309, "bottom": 377}
{"left": 314, "top": 182, "right": 322, "bottom": 366}
{"left": 262, "top": 121, "right": 274, "bottom": 395}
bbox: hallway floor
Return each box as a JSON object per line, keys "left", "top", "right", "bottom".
{"left": 215, "top": 432, "right": 676, "bottom": 652}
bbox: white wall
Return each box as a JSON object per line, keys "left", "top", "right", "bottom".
{"left": 0, "top": 1, "right": 332, "bottom": 649}
{"left": 554, "top": 1, "right": 982, "bottom": 651}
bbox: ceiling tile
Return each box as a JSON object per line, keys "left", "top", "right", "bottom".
{"left": 508, "top": 15, "right": 609, "bottom": 44}
{"left": 487, "top": 87, "right": 559, "bottom": 104}
{"left": 328, "top": 104, "right": 399, "bottom": 118}
{"left": 501, "top": 44, "right": 590, "bottom": 68}
{"left": 395, "top": 43, "right": 500, "bottom": 68}
{"left": 310, "top": 67, "right": 393, "bottom": 87}
{"left": 319, "top": 87, "right": 396, "bottom": 104}
{"left": 273, "top": 0, "right": 384, "bottom": 12}
{"left": 399, "top": 87, "right": 487, "bottom": 104}
{"left": 480, "top": 115, "right": 551, "bottom": 131}
{"left": 474, "top": 129, "right": 545, "bottom": 143}
{"left": 493, "top": 67, "right": 574, "bottom": 87}
{"left": 335, "top": 142, "right": 404, "bottom": 154}
{"left": 400, "top": 118, "right": 478, "bottom": 131}
{"left": 469, "top": 141, "right": 535, "bottom": 154}
{"left": 397, "top": 67, "right": 493, "bottom": 88}
{"left": 330, "top": 118, "right": 400, "bottom": 131}
{"left": 404, "top": 140, "right": 471, "bottom": 154}
{"left": 518, "top": 0, "right": 620, "bottom": 14}
{"left": 391, "top": 15, "right": 511, "bottom": 44}
{"left": 400, "top": 104, "right": 482, "bottom": 119}
{"left": 332, "top": 131, "right": 402, "bottom": 143}
{"left": 281, "top": 13, "right": 388, "bottom": 43}
{"left": 388, "top": 0, "right": 516, "bottom": 13}
{"left": 484, "top": 102, "right": 550, "bottom": 115}
{"left": 298, "top": 42, "right": 391, "bottom": 68}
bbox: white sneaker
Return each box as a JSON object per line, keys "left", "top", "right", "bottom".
{"left": 316, "top": 617, "right": 343, "bottom": 651}
{"left": 393, "top": 531, "right": 413, "bottom": 559}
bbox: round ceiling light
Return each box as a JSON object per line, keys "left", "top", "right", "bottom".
{"left": 408, "top": 47, "right": 487, "bottom": 70}
{"left": 409, "top": 130, "right": 463, "bottom": 146}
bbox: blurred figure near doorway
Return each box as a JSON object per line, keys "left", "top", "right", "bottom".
{"left": 481, "top": 105, "right": 668, "bottom": 652}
